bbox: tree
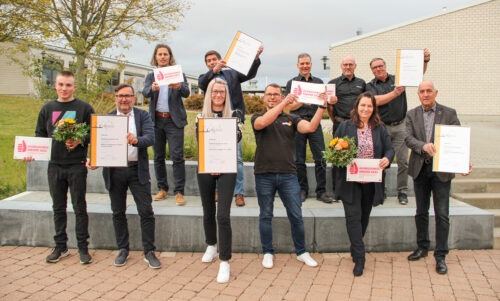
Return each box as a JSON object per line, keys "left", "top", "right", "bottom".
{"left": 4, "top": 0, "right": 190, "bottom": 92}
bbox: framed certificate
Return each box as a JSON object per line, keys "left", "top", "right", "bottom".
{"left": 346, "top": 159, "right": 383, "bottom": 182}
{"left": 198, "top": 118, "right": 237, "bottom": 174}
{"left": 224, "top": 31, "right": 262, "bottom": 76}
{"left": 90, "top": 115, "right": 129, "bottom": 167}
{"left": 13, "top": 136, "right": 52, "bottom": 161}
{"left": 153, "top": 65, "right": 184, "bottom": 86}
{"left": 289, "top": 81, "right": 335, "bottom": 105}
{"left": 395, "top": 49, "right": 424, "bottom": 87}
{"left": 433, "top": 125, "right": 471, "bottom": 174}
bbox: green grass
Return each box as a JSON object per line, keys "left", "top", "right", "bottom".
{"left": 0, "top": 96, "right": 332, "bottom": 199}
{"left": 0, "top": 96, "right": 44, "bottom": 199}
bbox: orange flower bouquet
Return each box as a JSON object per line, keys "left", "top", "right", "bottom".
{"left": 52, "top": 118, "right": 89, "bottom": 150}
{"left": 323, "top": 136, "right": 358, "bottom": 167}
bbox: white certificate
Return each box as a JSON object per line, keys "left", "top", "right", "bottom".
{"left": 395, "top": 49, "right": 424, "bottom": 87}
{"left": 90, "top": 115, "right": 129, "bottom": 167}
{"left": 198, "top": 118, "right": 237, "bottom": 174}
{"left": 224, "top": 31, "right": 262, "bottom": 76}
{"left": 346, "top": 159, "right": 383, "bottom": 182}
{"left": 290, "top": 81, "right": 335, "bottom": 105}
{"left": 13, "top": 136, "right": 52, "bottom": 161}
{"left": 153, "top": 65, "right": 184, "bottom": 86}
{"left": 433, "top": 125, "right": 471, "bottom": 174}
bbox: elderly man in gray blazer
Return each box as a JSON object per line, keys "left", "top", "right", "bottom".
{"left": 405, "top": 80, "right": 470, "bottom": 275}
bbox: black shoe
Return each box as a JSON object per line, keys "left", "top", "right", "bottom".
{"left": 436, "top": 258, "right": 448, "bottom": 274}
{"left": 300, "top": 190, "right": 307, "bottom": 203}
{"left": 144, "top": 251, "right": 161, "bottom": 269}
{"left": 407, "top": 248, "right": 428, "bottom": 261}
{"left": 398, "top": 193, "right": 408, "bottom": 205}
{"left": 353, "top": 258, "right": 365, "bottom": 277}
{"left": 114, "top": 249, "right": 129, "bottom": 267}
{"left": 331, "top": 192, "right": 339, "bottom": 203}
{"left": 46, "top": 247, "right": 70, "bottom": 263}
{"left": 79, "top": 249, "right": 93, "bottom": 264}
{"left": 316, "top": 192, "right": 333, "bottom": 204}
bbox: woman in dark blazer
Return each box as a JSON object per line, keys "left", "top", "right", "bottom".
{"left": 334, "top": 92, "right": 394, "bottom": 276}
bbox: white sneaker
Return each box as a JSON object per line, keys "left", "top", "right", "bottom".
{"left": 202, "top": 245, "right": 217, "bottom": 263}
{"left": 297, "top": 252, "right": 318, "bottom": 267}
{"left": 217, "top": 261, "right": 230, "bottom": 283}
{"left": 262, "top": 253, "right": 274, "bottom": 269}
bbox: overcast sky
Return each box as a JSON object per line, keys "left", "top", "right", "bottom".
{"left": 119, "top": 0, "right": 485, "bottom": 87}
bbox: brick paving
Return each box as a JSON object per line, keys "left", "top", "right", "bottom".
{"left": 1, "top": 246, "right": 499, "bottom": 300}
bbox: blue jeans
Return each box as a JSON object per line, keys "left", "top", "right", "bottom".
{"left": 255, "top": 173, "right": 306, "bottom": 255}
{"left": 233, "top": 141, "right": 244, "bottom": 195}
{"left": 413, "top": 163, "right": 451, "bottom": 259}
{"left": 153, "top": 116, "right": 185, "bottom": 194}
{"left": 295, "top": 124, "right": 327, "bottom": 196}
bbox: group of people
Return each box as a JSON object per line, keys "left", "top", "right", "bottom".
{"left": 28, "top": 43, "right": 469, "bottom": 284}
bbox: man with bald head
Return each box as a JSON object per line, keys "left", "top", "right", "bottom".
{"left": 327, "top": 56, "right": 366, "bottom": 199}
{"left": 327, "top": 56, "right": 366, "bottom": 135}
{"left": 405, "top": 80, "right": 470, "bottom": 275}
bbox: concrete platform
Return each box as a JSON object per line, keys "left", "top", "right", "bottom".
{"left": 0, "top": 190, "right": 493, "bottom": 253}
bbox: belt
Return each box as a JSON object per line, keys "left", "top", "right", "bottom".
{"left": 128, "top": 161, "right": 138, "bottom": 167}
{"left": 334, "top": 116, "right": 349, "bottom": 123}
{"left": 156, "top": 111, "right": 171, "bottom": 118}
{"left": 386, "top": 119, "right": 404, "bottom": 126}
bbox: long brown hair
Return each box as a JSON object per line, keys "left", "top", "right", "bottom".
{"left": 150, "top": 44, "right": 176, "bottom": 67}
{"left": 350, "top": 92, "right": 382, "bottom": 128}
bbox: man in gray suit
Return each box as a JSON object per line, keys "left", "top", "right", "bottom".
{"left": 405, "top": 80, "right": 470, "bottom": 275}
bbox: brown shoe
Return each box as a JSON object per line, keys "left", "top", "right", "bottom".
{"left": 175, "top": 193, "right": 186, "bottom": 206}
{"left": 153, "top": 189, "right": 168, "bottom": 201}
{"left": 235, "top": 194, "right": 245, "bottom": 207}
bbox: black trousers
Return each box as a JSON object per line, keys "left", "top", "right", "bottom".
{"left": 342, "top": 183, "right": 374, "bottom": 260}
{"left": 197, "top": 172, "right": 236, "bottom": 261}
{"left": 48, "top": 163, "right": 89, "bottom": 250}
{"left": 413, "top": 163, "right": 451, "bottom": 259}
{"left": 109, "top": 165, "right": 156, "bottom": 253}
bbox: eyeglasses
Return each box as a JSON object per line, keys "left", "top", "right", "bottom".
{"left": 265, "top": 93, "right": 281, "bottom": 97}
{"left": 115, "top": 94, "right": 134, "bottom": 99}
{"left": 371, "top": 64, "right": 385, "bottom": 70}
{"left": 212, "top": 90, "right": 225, "bottom": 95}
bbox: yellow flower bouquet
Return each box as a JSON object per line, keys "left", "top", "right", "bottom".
{"left": 52, "top": 118, "right": 89, "bottom": 149}
{"left": 323, "top": 136, "right": 358, "bottom": 167}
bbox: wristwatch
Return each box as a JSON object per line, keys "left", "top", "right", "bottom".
{"left": 318, "top": 104, "right": 327, "bottom": 109}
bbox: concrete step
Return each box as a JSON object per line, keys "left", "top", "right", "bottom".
{"left": 452, "top": 193, "right": 500, "bottom": 209}
{"left": 495, "top": 227, "right": 500, "bottom": 249}
{"left": 463, "top": 166, "right": 500, "bottom": 179}
{"left": 488, "top": 209, "right": 500, "bottom": 227}
{"left": 452, "top": 178, "right": 500, "bottom": 193}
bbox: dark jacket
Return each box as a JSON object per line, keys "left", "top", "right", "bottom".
{"left": 102, "top": 108, "right": 155, "bottom": 190}
{"left": 334, "top": 121, "right": 395, "bottom": 206}
{"left": 405, "top": 102, "right": 460, "bottom": 182}
{"left": 198, "top": 59, "right": 261, "bottom": 122}
{"left": 142, "top": 72, "right": 190, "bottom": 128}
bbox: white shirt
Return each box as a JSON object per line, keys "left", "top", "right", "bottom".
{"left": 117, "top": 109, "right": 138, "bottom": 161}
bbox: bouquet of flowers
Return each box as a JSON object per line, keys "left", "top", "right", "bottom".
{"left": 323, "top": 136, "right": 358, "bottom": 167}
{"left": 52, "top": 118, "right": 89, "bottom": 150}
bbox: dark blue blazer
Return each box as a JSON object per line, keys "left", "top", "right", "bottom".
{"left": 198, "top": 59, "right": 261, "bottom": 122}
{"left": 334, "top": 121, "right": 395, "bottom": 206}
{"left": 142, "top": 72, "right": 190, "bottom": 128}
{"left": 102, "top": 108, "right": 155, "bottom": 190}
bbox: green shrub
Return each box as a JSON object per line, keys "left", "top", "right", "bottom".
{"left": 244, "top": 94, "right": 265, "bottom": 114}
{"left": 184, "top": 94, "right": 204, "bottom": 111}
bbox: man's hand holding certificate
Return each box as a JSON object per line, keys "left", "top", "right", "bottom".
{"left": 224, "top": 31, "right": 262, "bottom": 76}
{"left": 13, "top": 136, "right": 52, "bottom": 161}
{"left": 289, "top": 81, "right": 335, "bottom": 106}
{"left": 153, "top": 65, "right": 184, "bottom": 86}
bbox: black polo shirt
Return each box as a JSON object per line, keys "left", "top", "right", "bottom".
{"left": 366, "top": 73, "right": 407, "bottom": 124}
{"left": 251, "top": 112, "right": 302, "bottom": 174}
{"left": 285, "top": 74, "right": 323, "bottom": 118}
{"left": 328, "top": 75, "right": 366, "bottom": 119}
